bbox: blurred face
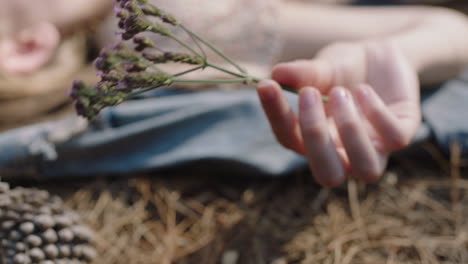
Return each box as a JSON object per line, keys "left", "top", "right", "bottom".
{"left": 0, "top": 0, "right": 112, "bottom": 74}
{"left": 1, "top": 0, "right": 113, "bottom": 37}
{"left": 0, "top": 1, "right": 35, "bottom": 38}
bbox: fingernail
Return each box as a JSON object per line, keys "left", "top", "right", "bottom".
{"left": 334, "top": 87, "right": 351, "bottom": 105}
{"left": 299, "top": 87, "right": 318, "bottom": 111}
{"left": 257, "top": 80, "right": 276, "bottom": 102}
{"left": 257, "top": 80, "right": 274, "bottom": 90}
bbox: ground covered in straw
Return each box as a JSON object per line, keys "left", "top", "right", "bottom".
{"left": 37, "top": 143, "right": 467, "bottom": 264}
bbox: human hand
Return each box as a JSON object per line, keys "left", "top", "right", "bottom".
{"left": 257, "top": 41, "right": 421, "bottom": 187}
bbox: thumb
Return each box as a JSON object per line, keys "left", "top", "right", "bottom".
{"left": 271, "top": 59, "right": 334, "bottom": 93}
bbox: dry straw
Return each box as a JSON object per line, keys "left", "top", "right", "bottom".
{"left": 55, "top": 145, "right": 467, "bottom": 264}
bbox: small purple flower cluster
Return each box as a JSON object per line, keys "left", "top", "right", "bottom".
{"left": 69, "top": 0, "right": 203, "bottom": 120}
{"left": 115, "top": 0, "right": 177, "bottom": 40}
{"left": 68, "top": 0, "right": 326, "bottom": 121}
{"left": 143, "top": 52, "right": 205, "bottom": 65}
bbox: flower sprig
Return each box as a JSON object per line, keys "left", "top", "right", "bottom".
{"left": 70, "top": 0, "right": 327, "bottom": 120}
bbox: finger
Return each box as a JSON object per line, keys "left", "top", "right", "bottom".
{"left": 355, "top": 84, "right": 420, "bottom": 151}
{"left": 257, "top": 80, "right": 304, "bottom": 154}
{"left": 272, "top": 60, "right": 334, "bottom": 93}
{"left": 327, "top": 120, "right": 352, "bottom": 172}
{"left": 330, "top": 87, "right": 383, "bottom": 183}
{"left": 299, "top": 87, "right": 346, "bottom": 187}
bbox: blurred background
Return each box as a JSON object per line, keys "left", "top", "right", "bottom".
{"left": 0, "top": 0, "right": 467, "bottom": 263}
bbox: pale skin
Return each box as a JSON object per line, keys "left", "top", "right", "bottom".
{"left": 0, "top": 0, "right": 112, "bottom": 74}
{"left": 257, "top": 2, "right": 468, "bottom": 187}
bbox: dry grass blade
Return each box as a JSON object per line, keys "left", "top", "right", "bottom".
{"left": 32, "top": 151, "right": 468, "bottom": 264}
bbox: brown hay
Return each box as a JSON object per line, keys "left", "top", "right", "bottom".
{"left": 35, "top": 144, "right": 468, "bottom": 264}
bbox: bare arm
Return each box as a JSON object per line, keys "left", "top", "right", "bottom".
{"left": 279, "top": 2, "right": 468, "bottom": 84}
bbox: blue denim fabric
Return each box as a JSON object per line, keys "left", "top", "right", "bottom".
{"left": 0, "top": 89, "right": 307, "bottom": 179}
{"left": 421, "top": 80, "right": 468, "bottom": 156}
{"left": 0, "top": 77, "right": 467, "bottom": 180}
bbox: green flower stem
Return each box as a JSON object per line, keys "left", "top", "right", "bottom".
{"left": 173, "top": 65, "right": 205, "bottom": 77}
{"left": 125, "top": 75, "right": 329, "bottom": 102}
{"left": 172, "top": 64, "right": 330, "bottom": 102}
{"left": 169, "top": 34, "right": 204, "bottom": 58}
{"left": 205, "top": 63, "right": 330, "bottom": 102}
{"left": 180, "top": 25, "right": 247, "bottom": 74}
{"left": 133, "top": 23, "right": 330, "bottom": 101}
{"left": 206, "top": 63, "right": 250, "bottom": 79}
{"left": 126, "top": 84, "right": 166, "bottom": 98}
{"left": 188, "top": 31, "right": 207, "bottom": 60}
{"left": 173, "top": 78, "right": 247, "bottom": 85}
{"left": 170, "top": 24, "right": 329, "bottom": 101}
{"left": 128, "top": 66, "right": 329, "bottom": 102}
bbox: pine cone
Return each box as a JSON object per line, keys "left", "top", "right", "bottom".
{"left": 0, "top": 182, "right": 96, "bottom": 264}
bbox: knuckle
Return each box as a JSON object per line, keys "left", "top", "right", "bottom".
{"left": 337, "top": 119, "right": 359, "bottom": 136}
{"left": 301, "top": 125, "right": 328, "bottom": 143}
{"left": 366, "top": 104, "right": 383, "bottom": 123}
{"left": 334, "top": 63, "right": 355, "bottom": 86}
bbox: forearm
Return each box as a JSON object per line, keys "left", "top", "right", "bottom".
{"left": 279, "top": 2, "right": 468, "bottom": 84}
{"left": 389, "top": 9, "right": 468, "bottom": 84}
